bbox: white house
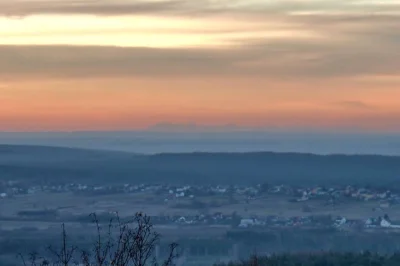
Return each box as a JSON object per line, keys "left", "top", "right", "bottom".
{"left": 239, "top": 218, "right": 264, "bottom": 228}
{"left": 334, "top": 217, "right": 347, "bottom": 228}
{"left": 177, "top": 217, "right": 186, "bottom": 223}
{"left": 175, "top": 192, "right": 185, "bottom": 198}
{"left": 297, "top": 193, "right": 309, "bottom": 202}
{"left": 239, "top": 219, "right": 255, "bottom": 228}
{"left": 380, "top": 218, "right": 400, "bottom": 228}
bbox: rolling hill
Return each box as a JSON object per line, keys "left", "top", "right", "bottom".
{"left": 1, "top": 144, "right": 400, "bottom": 186}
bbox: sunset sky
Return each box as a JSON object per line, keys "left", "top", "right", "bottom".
{"left": 1, "top": 0, "right": 400, "bottom": 132}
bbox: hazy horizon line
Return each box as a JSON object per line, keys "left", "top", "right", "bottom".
{"left": 1, "top": 142, "right": 399, "bottom": 158}
{"left": 1, "top": 123, "right": 400, "bottom": 135}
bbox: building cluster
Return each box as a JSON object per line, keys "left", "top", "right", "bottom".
{"left": 143, "top": 212, "right": 400, "bottom": 232}
{"left": 152, "top": 212, "right": 238, "bottom": 226}
{"left": 1, "top": 180, "right": 400, "bottom": 205}
{"left": 3, "top": 179, "right": 400, "bottom": 233}
{"left": 236, "top": 214, "right": 400, "bottom": 231}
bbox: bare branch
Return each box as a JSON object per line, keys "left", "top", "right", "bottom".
{"left": 20, "top": 212, "right": 179, "bottom": 266}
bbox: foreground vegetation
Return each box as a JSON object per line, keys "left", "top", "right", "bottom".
{"left": 18, "top": 212, "right": 179, "bottom": 266}
{"left": 13, "top": 212, "right": 400, "bottom": 266}
{"left": 220, "top": 252, "right": 400, "bottom": 266}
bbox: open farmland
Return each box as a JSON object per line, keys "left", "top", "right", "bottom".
{"left": 2, "top": 191, "right": 400, "bottom": 230}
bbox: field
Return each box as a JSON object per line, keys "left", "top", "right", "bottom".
{"left": 1, "top": 192, "right": 399, "bottom": 231}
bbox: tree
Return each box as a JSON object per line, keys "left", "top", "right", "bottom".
{"left": 19, "top": 212, "right": 179, "bottom": 266}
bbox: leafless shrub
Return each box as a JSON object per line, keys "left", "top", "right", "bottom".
{"left": 19, "top": 212, "right": 180, "bottom": 266}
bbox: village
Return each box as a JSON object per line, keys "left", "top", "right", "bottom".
{"left": 2, "top": 179, "right": 400, "bottom": 233}
{"left": 1, "top": 180, "right": 399, "bottom": 202}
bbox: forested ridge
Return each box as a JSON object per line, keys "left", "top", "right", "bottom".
{"left": 2, "top": 145, "right": 400, "bottom": 186}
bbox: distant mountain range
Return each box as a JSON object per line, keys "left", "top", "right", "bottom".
{"left": 1, "top": 131, "right": 400, "bottom": 155}
{"left": 1, "top": 144, "right": 400, "bottom": 187}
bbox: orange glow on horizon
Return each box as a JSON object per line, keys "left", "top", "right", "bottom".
{"left": 1, "top": 77, "right": 400, "bottom": 132}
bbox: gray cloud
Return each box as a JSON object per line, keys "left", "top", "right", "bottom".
{"left": 1, "top": 2, "right": 400, "bottom": 80}
{"left": 1, "top": 0, "right": 400, "bottom": 17}
{"left": 0, "top": 45, "right": 234, "bottom": 78}
{"left": 0, "top": 0, "right": 193, "bottom": 17}
{"left": 1, "top": 27, "right": 400, "bottom": 80}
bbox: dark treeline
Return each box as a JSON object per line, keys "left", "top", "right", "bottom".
{"left": 2, "top": 145, "right": 400, "bottom": 186}
{"left": 4, "top": 212, "right": 400, "bottom": 266}
{"left": 5, "top": 226, "right": 400, "bottom": 263}
{"left": 226, "top": 229, "right": 400, "bottom": 255}
{"left": 218, "top": 252, "right": 400, "bottom": 266}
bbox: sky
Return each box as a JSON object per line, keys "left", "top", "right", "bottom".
{"left": 0, "top": 0, "right": 400, "bottom": 132}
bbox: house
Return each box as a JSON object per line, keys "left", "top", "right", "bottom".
{"left": 0, "top": 193, "right": 7, "bottom": 198}
{"left": 297, "top": 192, "right": 309, "bottom": 202}
{"left": 78, "top": 185, "right": 88, "bottom": 190}
{"left": 238, "top": 218, "right": 264, "bottom": 228}
{"left": 310, "top": 187, "right": 327, "bottom": 196}
{"left": 176, "top": 217, "right": 186, "bottom": 224}
{"left": 365, "top": 217, "right": 381, "bottom": 228}
{"left": 334, "top": 217, "right": 347, "bottom": 228}
{"left": 381, "top": 218, "right": 391, "bottom": 228}
{"left": 378, "top": 191, "right": 389, "bottom": 199}
{"left": 175, "top": 192, "right": 185, "bottom": 198}
{"left": 362, "top": 194, "right": 376, "bottom": 201}
{"left": 270, "top": 185, "right": 283, "bottom": 193}
{"left": 380, "top": 215, "right": 400, "bottom": 228}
